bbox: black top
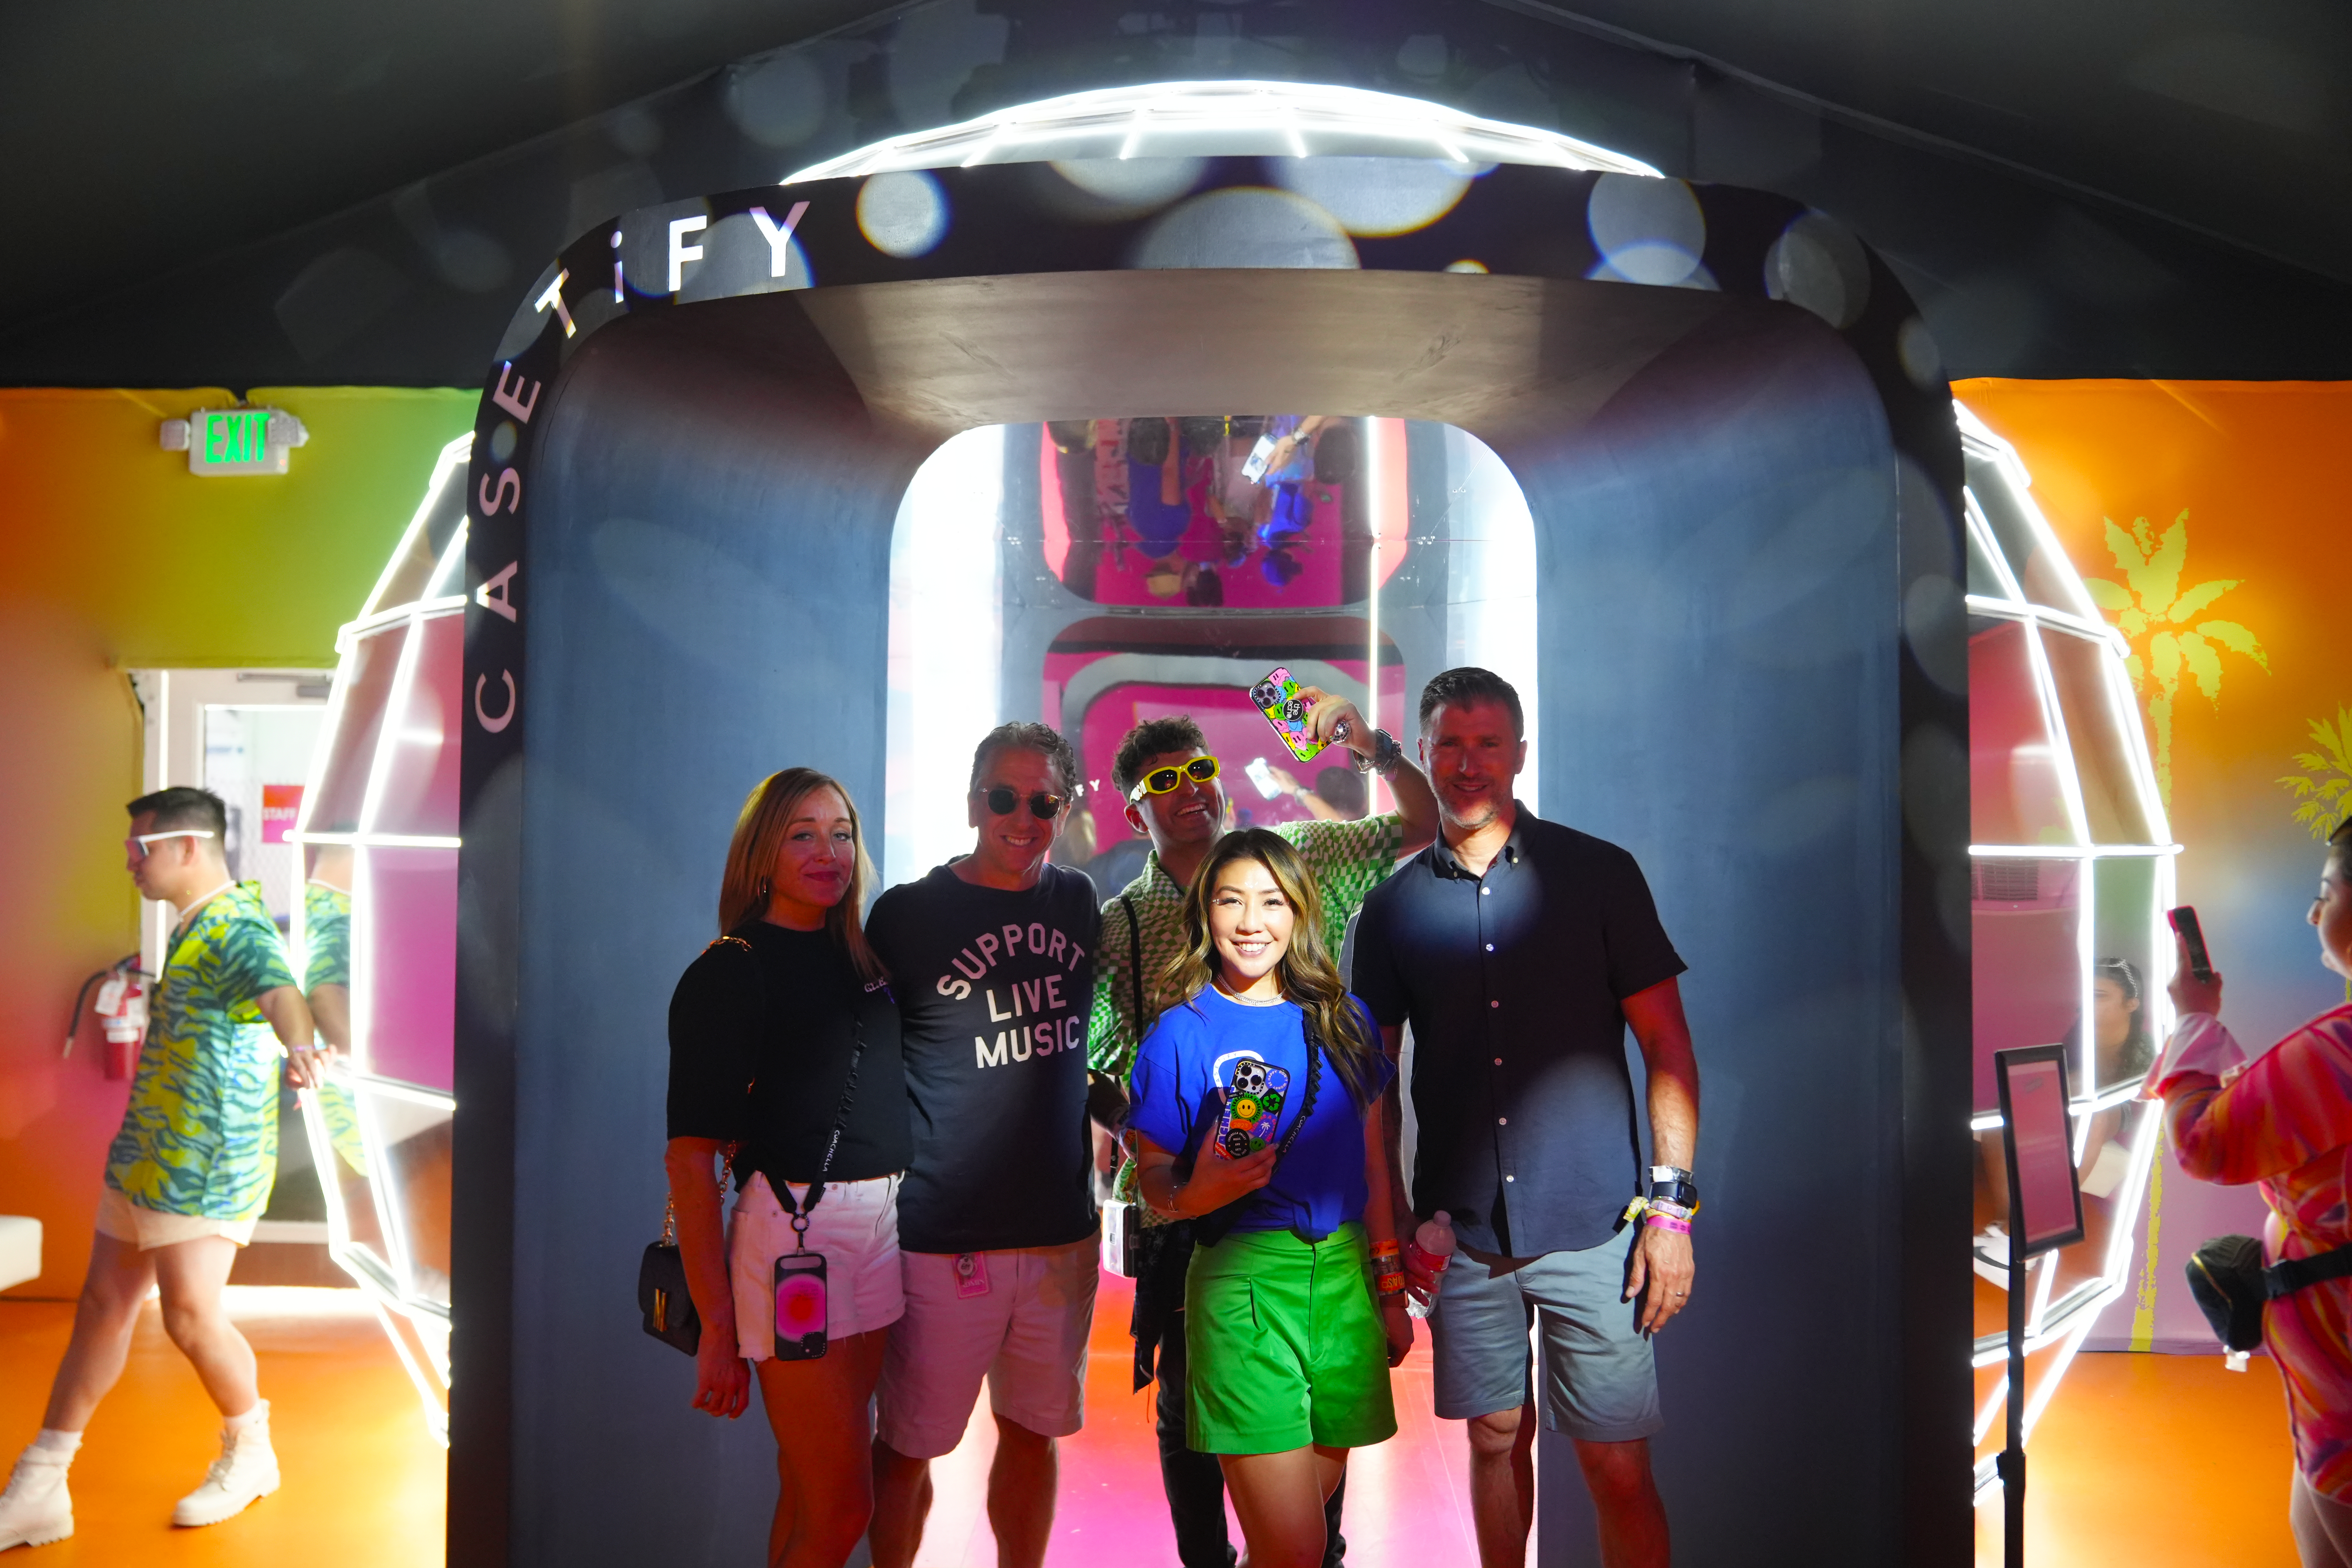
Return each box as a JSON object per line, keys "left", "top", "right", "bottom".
{"left": 666, "top": 921, "right": 909, "bottom": 1189}
{"left": 1351, "top": 806, "right": 1686, "bottom": 1257}
{"left": 868, "top": 861, "right": 1100, "bottom": 1253}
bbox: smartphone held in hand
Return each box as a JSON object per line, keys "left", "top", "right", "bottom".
{"left": 1249, "top": 668, "right": 1327, "bottom": 763}
{"left": 2169, "top": 905, "right": 2216, "bottom": 983}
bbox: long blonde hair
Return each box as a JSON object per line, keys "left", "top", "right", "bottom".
{"left": 718, "top": 768, "right": 886, "bottom": 984}
{"left": 1156, "top": 828, "right": 1379, "bottom": 1108}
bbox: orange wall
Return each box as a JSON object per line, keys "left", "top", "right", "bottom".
{"left": 0, "top": 388, "right": 473, "bottom": 1299}
{"left": 1957, "top": 379, "right": 2352, "bottom": 1350}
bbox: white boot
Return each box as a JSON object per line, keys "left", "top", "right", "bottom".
{"left": 171, "top": 1408, "right": 278, "bottom": 1528}
{"left": 0, "top": 1441, "right": 74, "bottom": 1550}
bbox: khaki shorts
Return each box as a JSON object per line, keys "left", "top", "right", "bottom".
{"left": 729, "top": 1172, "right": 905, "bottom": 1359}
{"left": 877, "top": 1235, "right": 1099, "bottom": 1459}
{"left": 94, "top": 1188, "right": 258, "bottom": 1250}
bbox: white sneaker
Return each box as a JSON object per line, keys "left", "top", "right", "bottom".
{"left": 171, "top": 1419, "right": 278, "bottom": 1528}
{"left": 0, "top": 1446, "right": 74, "bottom": 1550}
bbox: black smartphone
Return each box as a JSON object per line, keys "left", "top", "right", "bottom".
{"left": 772, "top": 1252, "right": 829, "bottom": 1360}
{"left": 2168, "top": 906, "right": 2216, "bottom": 984}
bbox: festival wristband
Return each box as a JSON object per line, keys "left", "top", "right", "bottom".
{"left": 1371, "top": 1240, "right": 1401, "bottom": 1260}
{"left": 1643, "top": 1213, "right": 1691, "bottom": 1235}
{"left": 1645, "top": 1198, "right": 1694, "bottom": 1221}
{"left": 1375, "top": 1272, "right": 1407, "bottom": 1295}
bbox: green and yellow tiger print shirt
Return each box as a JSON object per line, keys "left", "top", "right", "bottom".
{"left": 105, "top": 881, "right": 298, "bottom": 1220}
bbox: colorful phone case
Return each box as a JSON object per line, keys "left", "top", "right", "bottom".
{"left": 1249, "top": 667, "right": 1327, "bottom": 764}
{"left": 1211, "top": 1056, "right": 1292, "bottom": 1161}
{"left": 773, "top": 1252, "right": 830, "bottom": 1360}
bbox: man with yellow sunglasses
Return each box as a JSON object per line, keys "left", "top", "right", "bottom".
{"left": 1085, "top": 688, "right": 1435, "bottom": 1568}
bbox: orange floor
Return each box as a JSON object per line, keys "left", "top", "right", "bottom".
{"left": 0, "top": 1289, "right": 445, "bottom": 1567}
{"left": 0, "top": 1287, "right": 2308, "bottom": 1566}
{"left": 1974, "top": 1351, "right": 2300, "bottom": 1566}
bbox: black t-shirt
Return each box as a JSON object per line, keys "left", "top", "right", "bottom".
{"left": 867, "top": 862, "right": 1100, "bottom": 1253}
{"left": 666, "top": 922, "right": 909, "bottom": 1190}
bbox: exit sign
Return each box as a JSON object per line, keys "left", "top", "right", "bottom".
{"left": 160, "top": 407, "right": 309, "bottom": 476}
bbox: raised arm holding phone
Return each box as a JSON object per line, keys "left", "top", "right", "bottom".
{"left": 2143, "top": 821, "right": 2352, "bottom": 1568}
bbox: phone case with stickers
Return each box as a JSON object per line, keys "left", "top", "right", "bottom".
{"left": 1248, "top": 668, "right": 1326, "bottom": 764}
{"left": 773, "top": 1252, "right": 829, "bottom": 1360}
{"left": 1211, "top": 1056, "right": 1292, "bottom": 1161}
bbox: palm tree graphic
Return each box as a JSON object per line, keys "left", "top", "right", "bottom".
{"left": 2080, "top": 511, "right": 2266, "bottom": 802}
{"left": 2279, "top": 704, "right": 2352, "bottom": 842}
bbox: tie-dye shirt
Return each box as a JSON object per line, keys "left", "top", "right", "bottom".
{"left": 2159, "top": 1003, "right": 2352, "bottom": 1496}
{"left": 104, "top": 882, "right": 297, "bottom": 1220}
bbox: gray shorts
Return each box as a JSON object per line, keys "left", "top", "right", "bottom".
{"left": 1428, "top": 1225, "right": 1663, "bottom": 1443}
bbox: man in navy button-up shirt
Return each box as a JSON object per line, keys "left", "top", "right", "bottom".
{"left": 1353, "top": 668, "right": 1699, "bottom": 1568}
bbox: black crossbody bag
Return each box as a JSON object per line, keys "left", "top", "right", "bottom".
{"left": 2187, "top": 1233, "right": 2352, "bottom": 1353}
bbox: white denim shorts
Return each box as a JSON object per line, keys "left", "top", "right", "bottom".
{"left": 728, "top": 1171, "right": 905, "bottom": 1360}
{"left": 95, "top": 1187, "right": 258, "bottom": 1250}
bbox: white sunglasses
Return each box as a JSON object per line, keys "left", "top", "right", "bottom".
{"left": 126, "top": 829, "right": 216, "bottom": 858}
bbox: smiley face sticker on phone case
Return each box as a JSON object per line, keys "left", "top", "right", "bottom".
{"left": 1249, "top": 668, "right": 1327, "bottom": 764}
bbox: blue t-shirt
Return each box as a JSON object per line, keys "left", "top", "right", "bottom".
{"left": 1128, "top": 987, "right": 1390, "bottom": 1239}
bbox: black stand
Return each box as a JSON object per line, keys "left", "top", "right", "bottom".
{"left": 1990, "top": 1043, "right": 2085, "bottom": 1568}
{"left": 1999, "top": 1232, "right": 2026, "bottom": 1568}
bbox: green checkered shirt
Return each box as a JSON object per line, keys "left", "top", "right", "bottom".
{"left": 1086, "top": 812, "right": 1407, "bottom": 1080}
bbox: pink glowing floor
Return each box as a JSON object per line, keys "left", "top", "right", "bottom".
{"left": 911, "top": 1272, "right": 1480, "bottom": 1567}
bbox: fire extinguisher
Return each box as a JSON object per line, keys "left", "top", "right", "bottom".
{"left": 66, "top": 955, "right": 150, "bottom": 1080}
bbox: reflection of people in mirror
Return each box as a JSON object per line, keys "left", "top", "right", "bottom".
{"left": 0, "top": 788, "right": 322, "bottom": 1548}
{"left": 2144, "top": 821, "right": 2352, "bottom": 1563}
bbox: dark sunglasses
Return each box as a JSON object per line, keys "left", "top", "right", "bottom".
{"left": 1128, "top": 756, "right": 1221, "bottom": 804}
{"left": 982, "top": 786, "right": 1068, "bottom": 820}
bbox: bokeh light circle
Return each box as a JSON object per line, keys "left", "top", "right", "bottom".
{"left": 857, "top": 171, "right": 950, "bottom": 258}
{"left": 1129, "top": 188, "right": 1359, "bottom": 270}
{"left": 1049, "top": 157, "right": 1206, "bottom": 216}
{"left": 1586, "top": 173, "right": 1706, "bottom": 286}
{"left": 1765, "top": 212, "right": 1872, "bottom": 329}
{"left": 1267, "top": 157, "right": 1474, "bottom": 237}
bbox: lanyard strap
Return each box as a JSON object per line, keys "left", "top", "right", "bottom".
{"left": 783, "top": 1003, "right": 880, "bottom": 1248}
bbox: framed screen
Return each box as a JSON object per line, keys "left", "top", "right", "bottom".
{"left": 1996, "top": 1044, "right": 2085, "bottom": 1258}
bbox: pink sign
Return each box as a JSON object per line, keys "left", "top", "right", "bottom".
{"left": 261, "top": 784, "right": 303, "bottom": 845}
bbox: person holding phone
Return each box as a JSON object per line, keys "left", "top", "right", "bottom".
{"left": 2145, "top": 819, "right": 2352, "bottom": 1567}
{"left": 663, "top": 768, "right": 906, "bottom": 1568}
{"left": 1087, "top": 698, "right": 1435, "bottom": 1568}
{"left": 1128, "top": 829, "right": 1410, "bottom": 1568}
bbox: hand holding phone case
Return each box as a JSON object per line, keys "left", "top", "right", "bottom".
{"left": 1249, "top": 668, "right": 1327, "bottom": 764}
{"left": 773, "top": 1252, "right": 829, "bottom": 1360}
{"left": 1212, "top": 1056, "right": 1291, "bottom": 1161}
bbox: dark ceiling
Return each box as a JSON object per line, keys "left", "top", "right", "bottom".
{"left": 4, "top": 0, "right": 2345, "bottom": 386}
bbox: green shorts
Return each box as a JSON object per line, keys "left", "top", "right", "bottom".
{"left": 1183, "top": 1222, "right": 1398, "bottom": 1455}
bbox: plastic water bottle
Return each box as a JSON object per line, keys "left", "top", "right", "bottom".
{"left": 1405, "top": 1210, "right": 1457, "bottom": 1320}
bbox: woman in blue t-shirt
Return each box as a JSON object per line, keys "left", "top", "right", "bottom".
{"left": 1128, "top": 828, "right": 1409, "bottom": 1568}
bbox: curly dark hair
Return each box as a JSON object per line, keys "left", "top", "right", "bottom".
{"left": 1113, "top": 715, "right": 1208, "bottom": 797}
{"left": 969, "top": 722, "right": 1080, "bottom": 797}
{"left": 1418, "top": 666, "right": 1524, "bottom": 739}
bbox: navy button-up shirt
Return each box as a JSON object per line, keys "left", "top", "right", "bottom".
{"left": 1351, "top": 805, "right": 1686, "bottom": 1257}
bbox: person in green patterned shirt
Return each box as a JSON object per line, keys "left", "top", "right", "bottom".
{"left": 1086, "top": 696, "right": 1435, "bottom": 1568}
{"left": 0, "top": 789, "right": 325, "bottom": 1551}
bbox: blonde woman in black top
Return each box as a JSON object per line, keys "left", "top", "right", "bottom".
{"left": 666, "top": 769, "right": 906, "bottom": 1568}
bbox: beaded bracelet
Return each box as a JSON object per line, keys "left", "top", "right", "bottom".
{"left": 1643, "top": 1213, "right": 1691, "bottom": 1235}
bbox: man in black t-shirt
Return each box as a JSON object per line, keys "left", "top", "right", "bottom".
{"left": 1353, "top": 669, "right": 1700, "bottom": 1568}
{"left": 866, "top": 722, "right": 1100, "bottom": 1568}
